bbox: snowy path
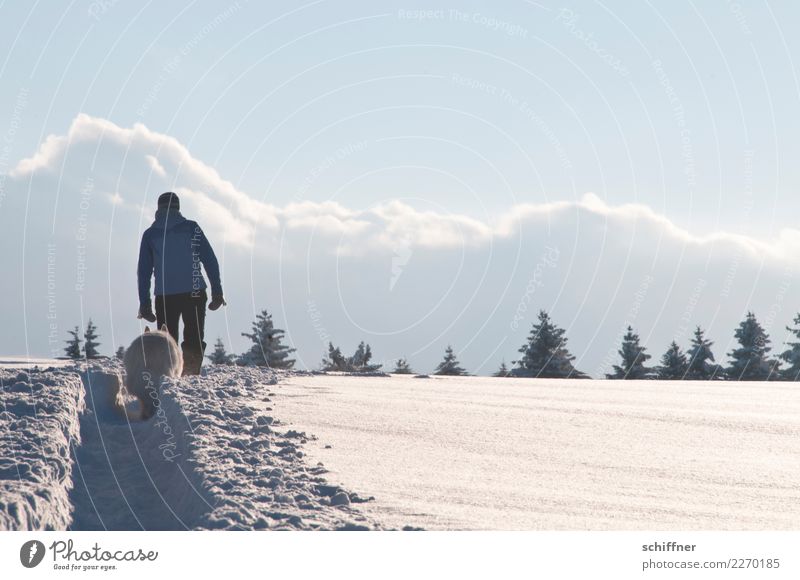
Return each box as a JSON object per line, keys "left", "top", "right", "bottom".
{"left": 69, "top": 369, "right": 212, "bottom": 530}
{"left": 68, "top": 366, "right": 378, "bottom": 530}
{"left": 2, "top": 362, "right": 379, "bottom": 530}
{"left": 275, "top": 374, "right": 800, "bottom": 530}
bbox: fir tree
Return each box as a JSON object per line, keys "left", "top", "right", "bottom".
{"left": 114, "top": 346, "right": 126, "bottom": 361}
{"left": 321, "top": 342, "right": 347, "bottom": 371}
{"left": 351, "top": 342, "right": 369, "bottom": 368}
{"left": 434, "top": 345, "right": 468, "bottom": 376}
{"left": 83, "top": 319, "right": 101, "bottom": 359}
{"left": 238, "top": 309, "right": 296, "bottom": 368}
{"left": 207, "top": 338, "right": 235, "bottom": 365}
{"left": 606, "top": 326, "right": 653, "bottom": 379}
{"left": 657, "top": 341, "right": 688, "bottom": 379}
{"left": 780, "top": 313, "right": 800, "bottom": 380}
{"left": 321, "top": 341, "right": 382, "bottom": 372}
{"left": 685, "top": 326, "right": 721, "bottom": 380}
{"left": 493, "top": 360, "right": 511, "bottom": 377}
{"left": 512, "top": 310, "right": 585, "bottom": 378}
{"left": 393, "top": 358, "right": 414, "bottom": 374}
{"left": 350, "top": 341, "right": 382, "bottom": 372}
{"left": 64, "top": 326, "right": 82, "bottom": 360}
{"left": 727, "top": 312, "right": 779, "bottom": 380}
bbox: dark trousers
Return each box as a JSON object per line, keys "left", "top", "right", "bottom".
{"left": 155, "top": 291, "right": 207, "bottom": 373}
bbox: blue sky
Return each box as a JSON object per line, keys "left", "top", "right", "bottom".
{"left": 2, "top": 1, "right": 800, "bottom": 374}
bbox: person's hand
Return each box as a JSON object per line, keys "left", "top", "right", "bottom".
{"left": 209, "top": 294, "right": 227, "bottom": 311}
{"left": 138, "top": 303, "right": 156, "bottom": 322}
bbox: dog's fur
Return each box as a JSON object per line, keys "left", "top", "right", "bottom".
{"left": 123, "top": 326, "right": 182, "bottom": 419}
{"left": 86, "top": 370, "right": 128, "bottom": 421}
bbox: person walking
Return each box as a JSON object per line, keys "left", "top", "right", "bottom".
{"left": 136, "top": 192, "right": 225, "bottom": 375}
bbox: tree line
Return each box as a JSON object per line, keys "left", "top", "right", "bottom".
{"left": 62, "top": 320, "right": 105, "bottom": 360}
{"left": 64, "top": 308, "right": 800, "bottom": 380}
{"left": 63, "top": 309, "right": 297, "bottom": 369}
{"left": 299, "top": 309, "right": 800, "bottom": 379}
{"left": 492, "top": 309, "right": 799, "bottom": 381}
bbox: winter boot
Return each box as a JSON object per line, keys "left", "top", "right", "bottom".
{"left": 181, "top": 341, "right": 206, "bottom": 376}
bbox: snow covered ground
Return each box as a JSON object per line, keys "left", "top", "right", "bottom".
{"left": 0, "top": 357, "right": 75, "bottom": 369}
{"left": 4, "top": 362, "right": 798, "bottom": 531}
{"left": 0, "top": 368, "right": 84, "bottom": 530}
{"left": 1, "top": 361, "right": 378, "bottom": 530}
{"left": 275, "top": 374, "right": 800, "bottom": 530}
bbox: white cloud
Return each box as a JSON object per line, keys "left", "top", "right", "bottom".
{"left": 145, "top": 154, "right": 166, "bottom": 177}
{"left": 9, "top": 113, "right": 797, "bottom": 263}
{"left": 11, "top": 133, "right": 66, "bottom": 178}
{"left": 177, "top": 188, "right": 256, "bottom": 248}
{"left": 7, "top": 113, "right": 800, "bottom": 375}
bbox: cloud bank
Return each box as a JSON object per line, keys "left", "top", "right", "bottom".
{"left": 3, "top": 114, "right": 798, "bottom": 376}
{"left": 12, "top": 113, "right": 799, "bottom": 262}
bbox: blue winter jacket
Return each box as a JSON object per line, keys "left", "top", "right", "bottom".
{"left": 137, "top": 209, "right": 222, "bottom": 305}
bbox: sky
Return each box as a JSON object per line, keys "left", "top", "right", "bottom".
{"left": 1, "top": 0, "right": 800, "bottom": 376}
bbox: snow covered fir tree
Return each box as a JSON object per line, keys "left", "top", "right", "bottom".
{"left": 238, "top": 309, "right": 296, "bottom": 369}
{"left": 512, "top": 310, "right": 585, "bottom": 378}
{"left": 63, "top": 326, "right": 82, "bottom": 360}
{"left": 51, "top": 303, "right": 800, "bottom": 381}
{"left": 606, "top": 326, "right": 653, "bottom": 379}
{"left": 685, "top": 326, "right": 721, "bottom": 380}
{"left": 779, "top": 314, "right": 800, "bottom": 381}
{"left": 727, "top": 312, "right": 779, "bottom": 381}
{"left": 493, "top": 360, "right": 510, "bottom": 377}
{"left": 434, "top": 345, "right": 468, "bottom": 376}
{"left": 220, "top": 307, "right": 800, "bottom": 380}
{"left": 350, "top": 341, "right": 381, "bottom": 372}
{"left": 83, "top": 320, "right": 101, "bottom": 359}
{"left": 393, "top": 358, "right": 413, "bottom": 374}
{"left": 207, "top": 338, "right": 235, "bottom": 365}
{"left": 322, "top": 343, "right": 346, "bottom": 371}
{"left": 321, "top": 341, "right": 382, "bottom": 372}
{"left": 657, "top": 341, "right": 688, "bottom": 379}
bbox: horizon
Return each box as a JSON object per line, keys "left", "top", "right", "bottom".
{"left": 35, "top": 306, "right": 797, "bottom": 380}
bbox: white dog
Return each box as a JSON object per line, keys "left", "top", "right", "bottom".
{"left": 123, "top": 326, "right": 183, "bottom": 419}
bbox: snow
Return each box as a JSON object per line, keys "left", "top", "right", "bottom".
{"left": 159, "top": 366, "right": 377, "bottom": 530}
{"left": 5, "top": 360, "right": 797, "bottom": 531}
{"left": 0, "top": 368, "right": 85, "bottom": 530}
{"left": 69, "top": 364, "right": 379, "bottom": 530}
{"left": 0, "top": 357, "right": 75, "bottom": 369}
{"left": 2, "top": 361, "right": 379, "bottom": 530}
{"left": 275, "top": 374, "right": 800, "bottom": 530}
{"left": 69, "top": 367, "right": 214, "bottom": 530}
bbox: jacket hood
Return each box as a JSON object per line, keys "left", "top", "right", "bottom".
{"left": 151, "top": 208, "right": 187, "bottom": 230}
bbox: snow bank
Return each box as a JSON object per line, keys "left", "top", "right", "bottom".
{"left": 69, "top": 366, "right": 213, "bottom": 530}
{"left": 67, "top": 363, "right": 378, "bottom": 530}
{"left": 166, "top": 366, "right": 377, "bottom": 530}
{"left": 0, "top": 358, "right": 377, "bottom": 531}
{"left": 0, "top": 368, "right": 84, "bottom": 530}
